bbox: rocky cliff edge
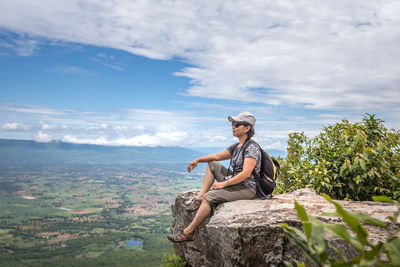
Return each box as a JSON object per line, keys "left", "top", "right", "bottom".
{"left": 170, "top": 188, "right": 399, "bottom": 267}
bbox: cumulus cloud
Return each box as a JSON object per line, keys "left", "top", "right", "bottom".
{"left": 113, "top": 125, "right": 128, "bottom": 131}
{"left": 62, "top": 135, "right": 107, "bottom": 145}
{"left": 2, "top": 122, "right": 19, "bottom": 130}
{"left": 62, "top": 124, "right": 189, "bottom": 146}
{"left": 1, "top": 0, "right": 399, "bottom": 112}
{"left": 33, "top": 131, "right": 52, "bottom": 142}
{"left": 213, "top": 136, "right": 227, "bottom": 142}
{"left": 1, "top": 122, "right": 31, "bottom": 131}
{"left": 265, "top": 141, "right": 286, "bottom": 151}
{"left": 40, "top": 123, "right": 70, "bottom": 131}
{"left": 86, "top": 123, "right": 109, "bottom": 131}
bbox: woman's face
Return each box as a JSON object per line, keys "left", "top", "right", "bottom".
{"left": 232, "top": 122, "right": 250, "bottom": 137}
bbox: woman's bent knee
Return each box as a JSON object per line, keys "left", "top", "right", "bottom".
{"left": 207, "top": 161, "right": 218, "bottom": 172}
{"left": 201, "top": 197, "right": 211, "bottom": 208}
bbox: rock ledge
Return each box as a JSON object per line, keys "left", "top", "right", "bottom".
{"left": 170, "top": 188, "right": 399, "bottom": 267}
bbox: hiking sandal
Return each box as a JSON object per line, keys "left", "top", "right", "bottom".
{"left": 185, "top": 198, "right": 202, "bottom": 212}
{"left": 167, "top": 230, "right": 194, "bottom": 243}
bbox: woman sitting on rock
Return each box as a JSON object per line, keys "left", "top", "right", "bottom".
{"left": 168, "top": 111, "right": 261, "bottom": 242}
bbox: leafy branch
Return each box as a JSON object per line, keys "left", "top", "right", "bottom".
{"left": 281, "top": 195, "right": 400, "bottom": 266}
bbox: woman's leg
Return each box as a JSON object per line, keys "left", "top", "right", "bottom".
{"left": 182, "top": 162, "right": 231, "bottom": 235}
{"left": 196, "top": 161, "right": 230, "bottom": 200}
{"left": 196, "top": 165, "right": 215, "bottom": 200}
{"left": 182, "top": 185, "right": 255, "bottom": 236}
{"left": 184, "top": 198, "right": 211, "bottom": 235}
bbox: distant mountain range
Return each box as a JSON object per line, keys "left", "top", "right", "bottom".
{"left": 0, "top": 139, "right": 286, "bottom": 165}
{"left": 191, "top": 147, "right": 286, "bottom": 158}
{"left": 0, "top": 139, "right": 203, "bottom": 164}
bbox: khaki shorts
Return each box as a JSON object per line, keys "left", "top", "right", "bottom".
{"left": 203, "top": 161, "right": 256, "bottom": 205}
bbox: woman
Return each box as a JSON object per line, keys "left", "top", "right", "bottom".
{"left": 168, "top": 111, "right": 261, "bottom": 242}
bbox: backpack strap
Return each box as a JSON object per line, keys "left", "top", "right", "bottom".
{"left": 240, "top": 138, "right": 257, "bottom": 161}
{"left": 229, "top": 137, "right": 251, "bottom": 175}
{"left": 265, "top": 149, "right": 278, "bottom": 180}
{"left": 272, "top": 158, "right": 280, "bottom": 179}
{"left": 240, "top": 139, "right": 278, "bottom": 181}
{"left": 226, "top": 142, "right": 240, "bottom": 176}
{"left": 241, "top": 138, "right": 261, "bottom": 174}
{"left": 239, "top": 140, "right": 279, "bottom": 199}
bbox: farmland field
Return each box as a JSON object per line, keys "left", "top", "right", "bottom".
{"left": 0, "top": 162, "right": 204, "bottom": 266}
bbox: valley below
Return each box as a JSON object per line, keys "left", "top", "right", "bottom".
{"left": 0, "top": 162, "right": 204, "bottom": 266}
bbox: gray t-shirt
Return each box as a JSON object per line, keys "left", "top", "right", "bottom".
{"left": 226, "top": 140, "right": 261, "bottom": 193}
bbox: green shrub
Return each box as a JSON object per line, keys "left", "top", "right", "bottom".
{"left": 281, "top": 195, "right": 400, "bottom": 266}
{"left": 277, "top": 114, "right": 400, "bottom": 200}
{"left": 161, "top": 249, "right": 187, "bottom": 267}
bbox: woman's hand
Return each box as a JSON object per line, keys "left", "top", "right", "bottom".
{"left": 187, "top": 159, "right": 199, "bottom": 173}
{"left": 212, "top": 181, "right": 227, "bottom": 190}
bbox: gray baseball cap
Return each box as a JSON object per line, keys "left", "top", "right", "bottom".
{"left": 228, "top": 111, "right": 256, "bottom": 126}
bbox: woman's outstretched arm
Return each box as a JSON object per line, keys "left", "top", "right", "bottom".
{"left": 187, "top": 149, "right": 231, "bottom": 172}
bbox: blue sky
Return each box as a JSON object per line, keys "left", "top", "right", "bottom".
{"left": 0, "top": 1, "right": 399, "bottom": 151}
{"left": 1, "top": 39, "right": 191, "bottom": 110}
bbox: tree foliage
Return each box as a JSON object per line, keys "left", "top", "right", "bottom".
{"left": 276, "top": 114, "right": 400, "bottom": 201}
{"left": 161, "top": 249, "right": 187, "bottom": 267}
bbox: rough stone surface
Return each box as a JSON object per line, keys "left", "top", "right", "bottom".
{"left": 170, "top": 188, "right": 399, "bottom": 267}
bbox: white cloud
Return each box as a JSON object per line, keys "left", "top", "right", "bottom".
{"left": 113, "top": 125, "right": 128, "bottom": 131}
{"left": 14, "top": 39, "right": 40, "bottom": 56}
{"left": 213, "top": 136, "right": 227, "bottom": 142}
{"left": 0, "top": 29, "right": 43, "bottom": 56}
{"left": 1, "top": 104, "right": 67, "bottom": 115}
{"left": 265, "top": 141, "right": 285, "bottom": 151}
{"left": 62, "top": 135, "right": 107, "bottom": 145}
{"left": 2, "top": 102, "right": 399, "bottom": 150}
{"left": 0, "top": 1, "right": 399, "bottom": 112}
{"left": 2, "top": 122, "right": 19, "bottom": 130}
{"left": 51, "top": 65, "right": 89, "bottom": 74}
{"left": 1, "top": 121, "right": 73, "bottom": 133}
{"left": 86, "top": 123, "right": 109, "bottom": 131}
{"left": 0, "top": 40, "right": 13, "bottom": 48}
{"left": 40, "top": 123, "right": 65, "bottom": 130}
{"left": 1, "top": 122, "right": 31, "bottom": 131}
{"left": 34, "top": 131, "right": 52, "bottom": 142}
{"left": 62, "top": 125, "right": 190, "bottom": 146}
{"left": 88, "top": 53, "right": 125, "bottom": 70}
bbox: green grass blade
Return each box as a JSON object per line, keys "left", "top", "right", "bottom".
{"left": 372, "top": 196, "right": 394, "bottom": 203}
{"left": 384, "top": 237, "right": 400, "bottom": 264}
{"left": 295, "top": 201, "right": 309, "bottom": 222}
{"left": 349, "top": 212, "right": 386, "bottom": 228}
{"left": 322, "top": 194, "right": 368, "bottom": 246}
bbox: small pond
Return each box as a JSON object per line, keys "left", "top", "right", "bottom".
{"left": 124, "top": 239, "right": 143, "bottom": 246}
